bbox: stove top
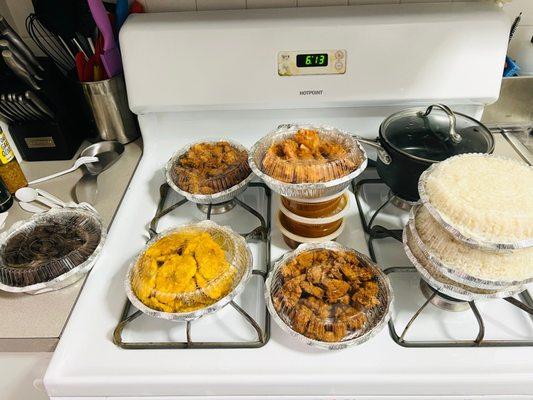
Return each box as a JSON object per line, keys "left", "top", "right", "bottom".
{"left": 353, "top": 171, "right": 533, "bottom": 348}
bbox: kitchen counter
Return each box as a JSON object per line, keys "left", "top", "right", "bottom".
{"left": 0, "top": 139, "right": 142, "bottom": 352}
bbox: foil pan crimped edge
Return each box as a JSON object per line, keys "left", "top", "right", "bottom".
{"left": 249, "top": 124, "right": 368, "bottom": 199}
{"left": 165, "top": 139, "right": 254, "bottom": 205}
{"left": 0, "top": 207, "right": 106, "bottom": 295}
{"left": 403, "top": 225, "right": 525, "bottom": 302}
{"left": 124, "top": 220, "right": 253, "bottom": 322}
{"left": 264, "top": 241, "right": 393, "bottom": 350}
{"left": 408, "top": 205, "right": 533, "bottom": 290}
{"left": 418, "top": 153, "right": 533, "bottom": 251}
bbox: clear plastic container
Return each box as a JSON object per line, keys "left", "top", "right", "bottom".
{"left": 276, "top": 211, "right": 345, "bottom": 249}
{"left": 265, "top": 242, "right": 392, "bottom": 350}
{"left": 126, "top": 220, "right": 253, "bottom": 321}
{"left": 166, "top": 140, "right": 253, "bottom": 204}
{"left": 249, "top": 124, "right": 367, "bottom": 199}
{"left": 0, "top": 207, "right": 105, "bottom": 294}
{"left": 281, "top": 190, "right": 348, "bottom": 219}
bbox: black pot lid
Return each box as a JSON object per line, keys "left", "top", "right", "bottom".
{"left": 380, "top": 104, "right": 495, "bottom": 163}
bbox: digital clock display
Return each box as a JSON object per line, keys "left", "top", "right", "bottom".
{"left": 296, "top": 53, "right": 328, "bottom": 68}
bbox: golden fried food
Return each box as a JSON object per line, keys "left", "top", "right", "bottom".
{"left": 132, "top": 230, "right": 236, "bottom": 313}
{"left": 262, "top": 129, "right": 362, "bottom": 183}
{"left": 174, "top": 141, "right": 251, "bottom": 195}
{"left": 272, "top": 249, "right": 380, "bottom": 342}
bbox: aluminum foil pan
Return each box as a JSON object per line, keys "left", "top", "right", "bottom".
{"left": 249, "top": 124, "right": 368, "bottom": 199}
{"left": 408, "top": 205, "right": 533, "bottom": 290}
{"left": 265, "top": 241, "right": 393, "bottom": 350}
{"left": 125, "top": 220, "right": 253, "bottom": 321}
{"left": 403, "top": 224, "right": 525, "bottom": 302}
{"left": 0, "top": 207, "right": 106, "bottom": 295}
{"left": 165, "top": 139, "right": 254, "bottom": 205}
{"left": 418, "top": 154, "right": 533, "bottom": 251}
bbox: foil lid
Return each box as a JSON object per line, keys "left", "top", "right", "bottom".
{"left": 125, "top": 220, "right": 253, "bottom": 321}
{"left": 0, "top": 207, "right": 106, "bottom": 294}
{"left": 249, "top": 124, "right": 368, "bottom": 199}
{"left": 418, "top": 153, "right": 533, "bottom": 251}
{"left": 403, "top": 224, "right": 525, "bottom": 302}
{"left": 265, "top": 241, "right": 393, "bottom": 350}
{"left": 165, "top": 139, "right": 253, "bottom": 205}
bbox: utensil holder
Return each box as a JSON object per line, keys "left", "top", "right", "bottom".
{"left": 81, "top": 74, "right": 140, "bottom": 144}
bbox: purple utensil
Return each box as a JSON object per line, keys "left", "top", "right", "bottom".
{"left": 87, "top": 0, "right": 122, "bottom": 78}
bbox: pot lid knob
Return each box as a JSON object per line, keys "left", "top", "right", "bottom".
{"left": 420, "top": 104, "right": 463, "bottom": 144}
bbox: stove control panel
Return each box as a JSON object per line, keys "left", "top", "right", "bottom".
{"left": 278, "top": 49, "right": 346, "bottom": 76}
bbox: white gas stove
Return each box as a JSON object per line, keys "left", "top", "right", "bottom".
{"left": 44, "top": 3, "right": 533, "bottom": 399}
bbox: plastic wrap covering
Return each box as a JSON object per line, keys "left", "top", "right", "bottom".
{"left": 126, "top": 220, "right": 253, "bottom": 321}
{"left": 403, "top": 224, "right": 525, "bottom": 301}
{"left": 166, "top": 140, "right": 253, "bottom": 204}
{"left": 411, "top": 205, "right": 533, "bottom": 288}
{"left": 249, "top": 124, "right": 367, "bottom": 199}
{"left": 0, "top": 207, "right": 105, "bottom": 294}
{"left": 265, "top": 242, "right": 392, "bottom": 350}
{"left": 419, "top": 153, "right": 533, "bottom": 250}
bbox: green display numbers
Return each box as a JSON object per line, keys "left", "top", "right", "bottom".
{"left": 296, "top": 53, "right": 328, "bottom": 68}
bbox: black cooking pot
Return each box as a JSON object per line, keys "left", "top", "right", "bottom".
{"left": 355, "top": 104, "right": 495, "bottom": 201}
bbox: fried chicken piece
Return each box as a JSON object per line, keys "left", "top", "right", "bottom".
{"left": 291, "top": 304, "right": 313, "bottom": 333}
{"left": 306, "top": 315, "right": 326, "bottom": 339}
{"left": 322, "top": 278, "right": 351, "bottom": 302}
{"left": 306, "top": 265, "right": 323, "bottom": 284}
{"left": 332, "top": 321, "right": 347, "bottom": 341}
{"left": 335, "top": 294, "right": 351, "bottom": 305}
{"left": 294, "top": 129, "right": 320, "bottom": 152}
{"left": 355, "top": 267, "right": 375, "bottom": 282}
{"left": 338, "top": 262, "right": 361, "bottom": 283}
{"left": 301, "top": 297, "right": 330, "bottom": 319}
{"left": 335, "top": 305, "right": 368, "bottom": 330}
{"left": 313, "top": 250, "right": 330, "bottom": 264}
{"left": 296, "top": 251, "right": 315, "bottom": 270}
{"left": 352, "top": 281, "right": 380, "bottom": 308}
{"left": 279, "top": 274, "right": 306, "bottom": 307}
{"left": 300, "top": 281, "right": 325, "bottom": 298}
{"left": 280, "top": 259, "right": 304, "bottom": 279}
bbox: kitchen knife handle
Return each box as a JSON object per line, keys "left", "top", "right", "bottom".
{"left": 0, "top": 39, "right": 43, "bottom": 80}
{"left": 25, "top": 91, "right": 54, "bottom": 119}
{"left": 0, "top": 15, "right": 44, "bottom": 72}
{"left": 2, "top": 50, "right": 41, "bottom": 90}
{"left": 87, "top": 0, "right": 116, "bottom": 52}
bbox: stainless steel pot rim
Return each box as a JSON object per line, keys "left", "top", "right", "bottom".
{"left": 407, "top": 205, "right": 533, "bottom": 290}
{"left": 379, "top": 107, "right": 495, "bottom": 164}
{"left": 249, "top": 123, "right": 368, "bottom": 199}
{"left": 265, "top": 241, "right": 393, "bottom": 350}
{"left": 165, "top": 139, "right": 254, "bottom": 205}
{"left": 124, "top": 220, "right": 253, "bottom": 322}
{"left": 402, "top": 227, "right": 526, "bottom": 301}
{"left": 0, "top": 207, "right": 106, "bottom": 294}
{"left": 418, "top": 153, "right": 533, "bottom": 250}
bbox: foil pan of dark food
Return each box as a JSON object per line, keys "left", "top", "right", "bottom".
{"left": 418, "top": 154, "right": 533, "bottom": 251}
{"left": 265, "top": 241, "right": 393, "bottom": 350}
{"left": 125, "top": 220, "right": 253, "bottom": 321}
{"left": 408, "top": 205, "right": 533, "bottom": 290}
{"left": 249, "top": 124, "right": 368, "bottom": 199}
{"left": 165, "top": 139, "right": 254, "bottom": 205}
{"left": 403, "top": 224, "right": 525, "bottom": 302}
{"left": 0, "top": 207, "right": 106, "bottom": 295}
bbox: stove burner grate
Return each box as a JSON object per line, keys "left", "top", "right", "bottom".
{"left": 113, "top": 182, "right": 271, "bottom": 349}
{"left": 353, "top": 176, "right": 533, "bottom": 348}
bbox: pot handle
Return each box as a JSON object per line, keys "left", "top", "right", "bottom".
{"left": 420, "top": 104, "right": 462, "bottom": 144}
{"left": 352, "top": 135, "right": 392, "bottom": 165}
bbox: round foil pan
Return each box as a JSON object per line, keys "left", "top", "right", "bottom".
{"left": 165, "top": 139, "right": 254, "bottom": 205}
{"left": 403, "top": 225, "right": 525, "bottom": 302}
{"left": 0, "top": 207, "right": 106, "bottom": 295}
{"left": 265, "top": 241, "right": 393, "bottom": 350}
{"left": 418, "top": 154, "right": 533, "bottom": 251}
{"left": 125, "top": 220, "right": 253, "bottom": 322}
{"left": 249, "top": 124, "right": 368, "bottom": 199}
{"left": 408, "top": 205, "right": 533, "bottom": 290}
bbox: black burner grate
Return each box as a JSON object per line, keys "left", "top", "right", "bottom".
{"left": 352, "top": 177, "right": 533, "bottom": 348}
{"left": 113, "top": 182, "right": 271, "bottom": 349}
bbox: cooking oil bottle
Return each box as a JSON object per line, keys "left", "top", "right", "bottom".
{"left": 0, "top": 129, "right": 28, "bottom": 193}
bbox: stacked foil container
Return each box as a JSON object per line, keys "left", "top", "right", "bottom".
{"left": 403, "top": 156, "right": 533, "bottom": 302}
